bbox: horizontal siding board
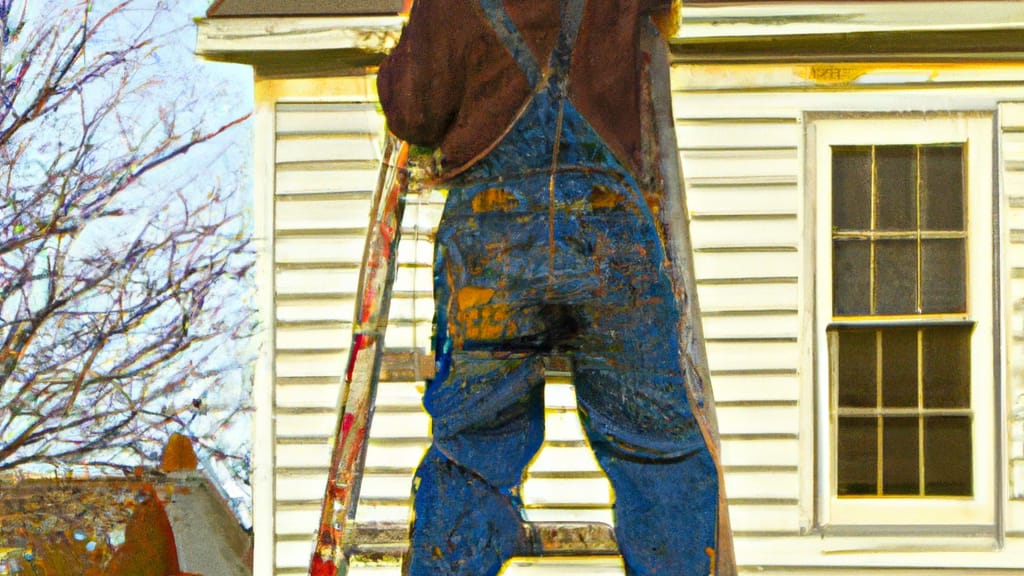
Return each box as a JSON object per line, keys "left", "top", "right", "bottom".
{"left": 369, "top": 411, "right": 431, "bottom": 439}
{"left": 689, "top": 217, "right": 799, "bottom": 250}
{"left": 276, "top": 105, "right": 383, "bottom": 136}
{"left": 725, "top": 470, "right": 800, "bottom": 500}
{"left": 544, "top": 411, "right": 587, "bottom": 443}
{"left": 544, "top": 382, "right": 577, "bottom": 410}
{"left": 529, "top": 445, "right": 603, "bottom": 474}
{"left": 681, "top": 148, "right": 799, "bottom": 181}
{"left": 382, "top": 323, "right": 433, "bottom": 349}
{"left": 1002, "top": 103, "right": 1024, "bottom": 130}
{"left": 359, "top": 474, "right": 415, "bottom": 500}
{"left": 522, "top": 477, "right": 613, "bottom": 507}
{"left": 276, "top": 197, "right": 372, "bottom": 231}
{"left": 374, "top": 381, "right": 427, "bottom": 409}
{"left": 696, "top": 282, "right": 799, "bottom": 313}
{"left": 392, "top": 266, "right": 435, "bottom": 294}
{"left": 395, "top": 237, "right": 435, "bottom": 266}
{"left": 1003, "top": 131, "right": 1024, "bottom": 168}
{"left": 277, "top": 297, "right": 356, "bottom": 322}
{"left": 275, "top": 235, "right": 366, "bottom": 265}
{"left": 276, "top": 473, "right": 329, "bottom": 502}
{"left": 277, "top": 412, "right": 337, "bottom": 439}
{"left": 727, "top": 503, "right": 801, "bottom": 534}
{"left": 379, "top": 295, "right": 435, "bottom": 323}
{"left": 275, "top": 506, "right": 320, "bottom": 537}
{"left": 276, "top": 135, "right": 380, "bottom": 164}
{"left": 276, "top": 326, "right": 349, "bottom": 350}
{"left": 720, "top": 437, "right": 800, "bottom": 468}
{"left": 276, "top": 540, "right": 315, "bottom": 569}
{"left": 705, "top": 340, "right": 801, "bottom": 373}
{"left": 275, "top": 165, "right": 379, "bottom": 196}
{"left": 717, "top": 405, "right": 801, "bottom": 436}
{"left": 276, "top": 350, "right": 346, "bottom": 378}
{"left": 693, "top": 250, "right": 801, "bottom": 281}
{"left": 686, "top": 184, "right": 799, "bottom": 217}
{"left": 710, "top": 374, "right": 801, "bottom": 404}
{"left": 275, "top": 383, "right": 342, "bottom": 410}
{"left": 363, "top": 441, "right": 430, "bottom": 471}
{"left": 702, "top": 313, "right": 800, "bottom": 341}
{"left": 276, "top": 268, "right": 360, "bottom": 296}
{"left": 276, "top": 442, "right": 332, "bottom": 469}
{"left": 676, "top": 120, "right": 801, "bottom": 151}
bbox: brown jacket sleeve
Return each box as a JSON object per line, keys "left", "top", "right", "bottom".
{"left": 377, "top": 0, "right": 466, "bottom": 147}
{"left": 639, "top": 0, "right": 673, "bottom": 13}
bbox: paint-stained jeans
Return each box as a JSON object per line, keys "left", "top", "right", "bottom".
{"left": 405, "top": 168, "right": 719, "bottom": 576}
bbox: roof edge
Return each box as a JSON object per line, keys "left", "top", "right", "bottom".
{"left": 206, "top": 0, "right": 404, "bottom": 18}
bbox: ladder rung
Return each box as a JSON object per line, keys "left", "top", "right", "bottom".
{"left": 343, "top": 521, "right": 618, "bottom": 564}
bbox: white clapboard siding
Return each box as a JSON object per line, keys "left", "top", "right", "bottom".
{"left": 272, "top": 101, "right": 385, "bottom": 574}
{"left": 1001, "top": 102, "right": 1024, "bottom": 503}
{"left": 678, "top": 106, "right": 804, "bottom": 537}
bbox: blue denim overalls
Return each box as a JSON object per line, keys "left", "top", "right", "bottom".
{"left": 405, "top": 0, "right": 720, "bottom": 573}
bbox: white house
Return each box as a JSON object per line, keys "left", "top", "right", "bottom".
{"left": 197, "top": 1, "right": 1024, "bottom": 574}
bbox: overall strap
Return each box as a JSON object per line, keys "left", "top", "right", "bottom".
{"left": 476, "top": 0, "right": 543, "bottom": 86}
{"left": 549, "top": 0, "right": 586, "bottom": 79}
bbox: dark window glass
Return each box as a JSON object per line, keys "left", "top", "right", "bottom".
{"left": 882, "top": 417, "right": 920, "bottom": 495}
{"left": 837, "top": 329, "right": 877, "bottom": 408}
{"left": 833, "top": 240, "right": 871, "bottom": 316}
{"left": 924, "top": 416, "right": 972, "bottom": 496}
{"left": 921, "top": 238, "right": 966, "bottom": 314}
{"left": 875, "top": 146, "right": 917, "bottom": 231}
{"left": 921, "top": 146, "right": 965, "bottom": 232}
{"left": 882, "top": 329, "right": 917, "bottom": 408}
{"left": 874, "top": 239, "right": 917, "bottom": 314}
{"left": 922, "top": 326, "right": 971, "bottom": 409}
{"left": 832, "top": 147, "right": 873, "bottom": 231}
{"left": 838, "top": 416, "right": 878, "bottom": 496}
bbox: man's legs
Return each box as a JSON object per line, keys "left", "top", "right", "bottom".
{"left": 569, "top": 207, "right": 721, "bottom": 576}
{"left": 575, "top": 367, "right": 719, "bottom": 576}
{"left": 405, "top": 352, "right": 545, "bottom": 576}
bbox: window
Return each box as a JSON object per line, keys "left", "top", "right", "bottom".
{"left": 812, "top": 116, "right": 995, "bottom": 527}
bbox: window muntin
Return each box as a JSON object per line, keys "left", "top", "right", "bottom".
{"left": 813, "top": 115, "right": 995, "bottom": 527}
{"left": 829, "top": 144, "right": 972, "bottom": 498}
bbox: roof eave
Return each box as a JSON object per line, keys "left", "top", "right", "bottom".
{"left": 206, "top": 0, "right": 404, "bottom": 18}
{"left": 194, "top": 2, "right": 1024, "bottom": 76}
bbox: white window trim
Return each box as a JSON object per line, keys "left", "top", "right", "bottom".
{"left": 811, "top": 114, "right": 996, "bottom": 528}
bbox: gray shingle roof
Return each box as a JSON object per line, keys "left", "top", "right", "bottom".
{"left": 206, "top": 0, "right": 404, "bottom": 17}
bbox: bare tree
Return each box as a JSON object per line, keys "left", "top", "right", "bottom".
{"left": 0, "top": 0, "right": 254, "bottom": 503}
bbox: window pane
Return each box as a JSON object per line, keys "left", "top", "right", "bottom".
{"left": 876, "top": 146, "right": 917, "bottom": 231}
{"left": 921, "top": 145, "right": 965, "bottom": 232}
{"left": 838, "top": 416, "right": 878, "bottom": 496}
{"left": 921, "top": 238, "right": 966, "bottom": 314}
{"left": 833, "top": 147, "right": 872, "bottom": 231}
{"left": 923, "top": 326, "right": 971, "bottom": 409}
{"left": 882, "top": 416, "right": 920, "bottom": 495}
{"left": 834, "top": 240, "right": 871, "bottom": 315}
{"left": 882, "top": 328, "right": 918, "bottom": 408}
{"left": 924, "top": 416, "right": 972, "bottom": 496}
{"left": 875, "top": 239, "right": 917, "bottom": 314}
{"left": 838, "top": 329, "right": 877, "bottom": 408}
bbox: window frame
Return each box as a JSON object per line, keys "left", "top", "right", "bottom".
{"left": 811, "top": 114, "right": 996, "bottom": 528}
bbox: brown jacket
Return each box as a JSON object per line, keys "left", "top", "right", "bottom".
{"left": 377, "top": 0, "right": 672, "bottom": 177}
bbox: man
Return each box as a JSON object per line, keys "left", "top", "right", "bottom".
{"left": 378, "top": 1, "right": 731, "bottom": 574}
